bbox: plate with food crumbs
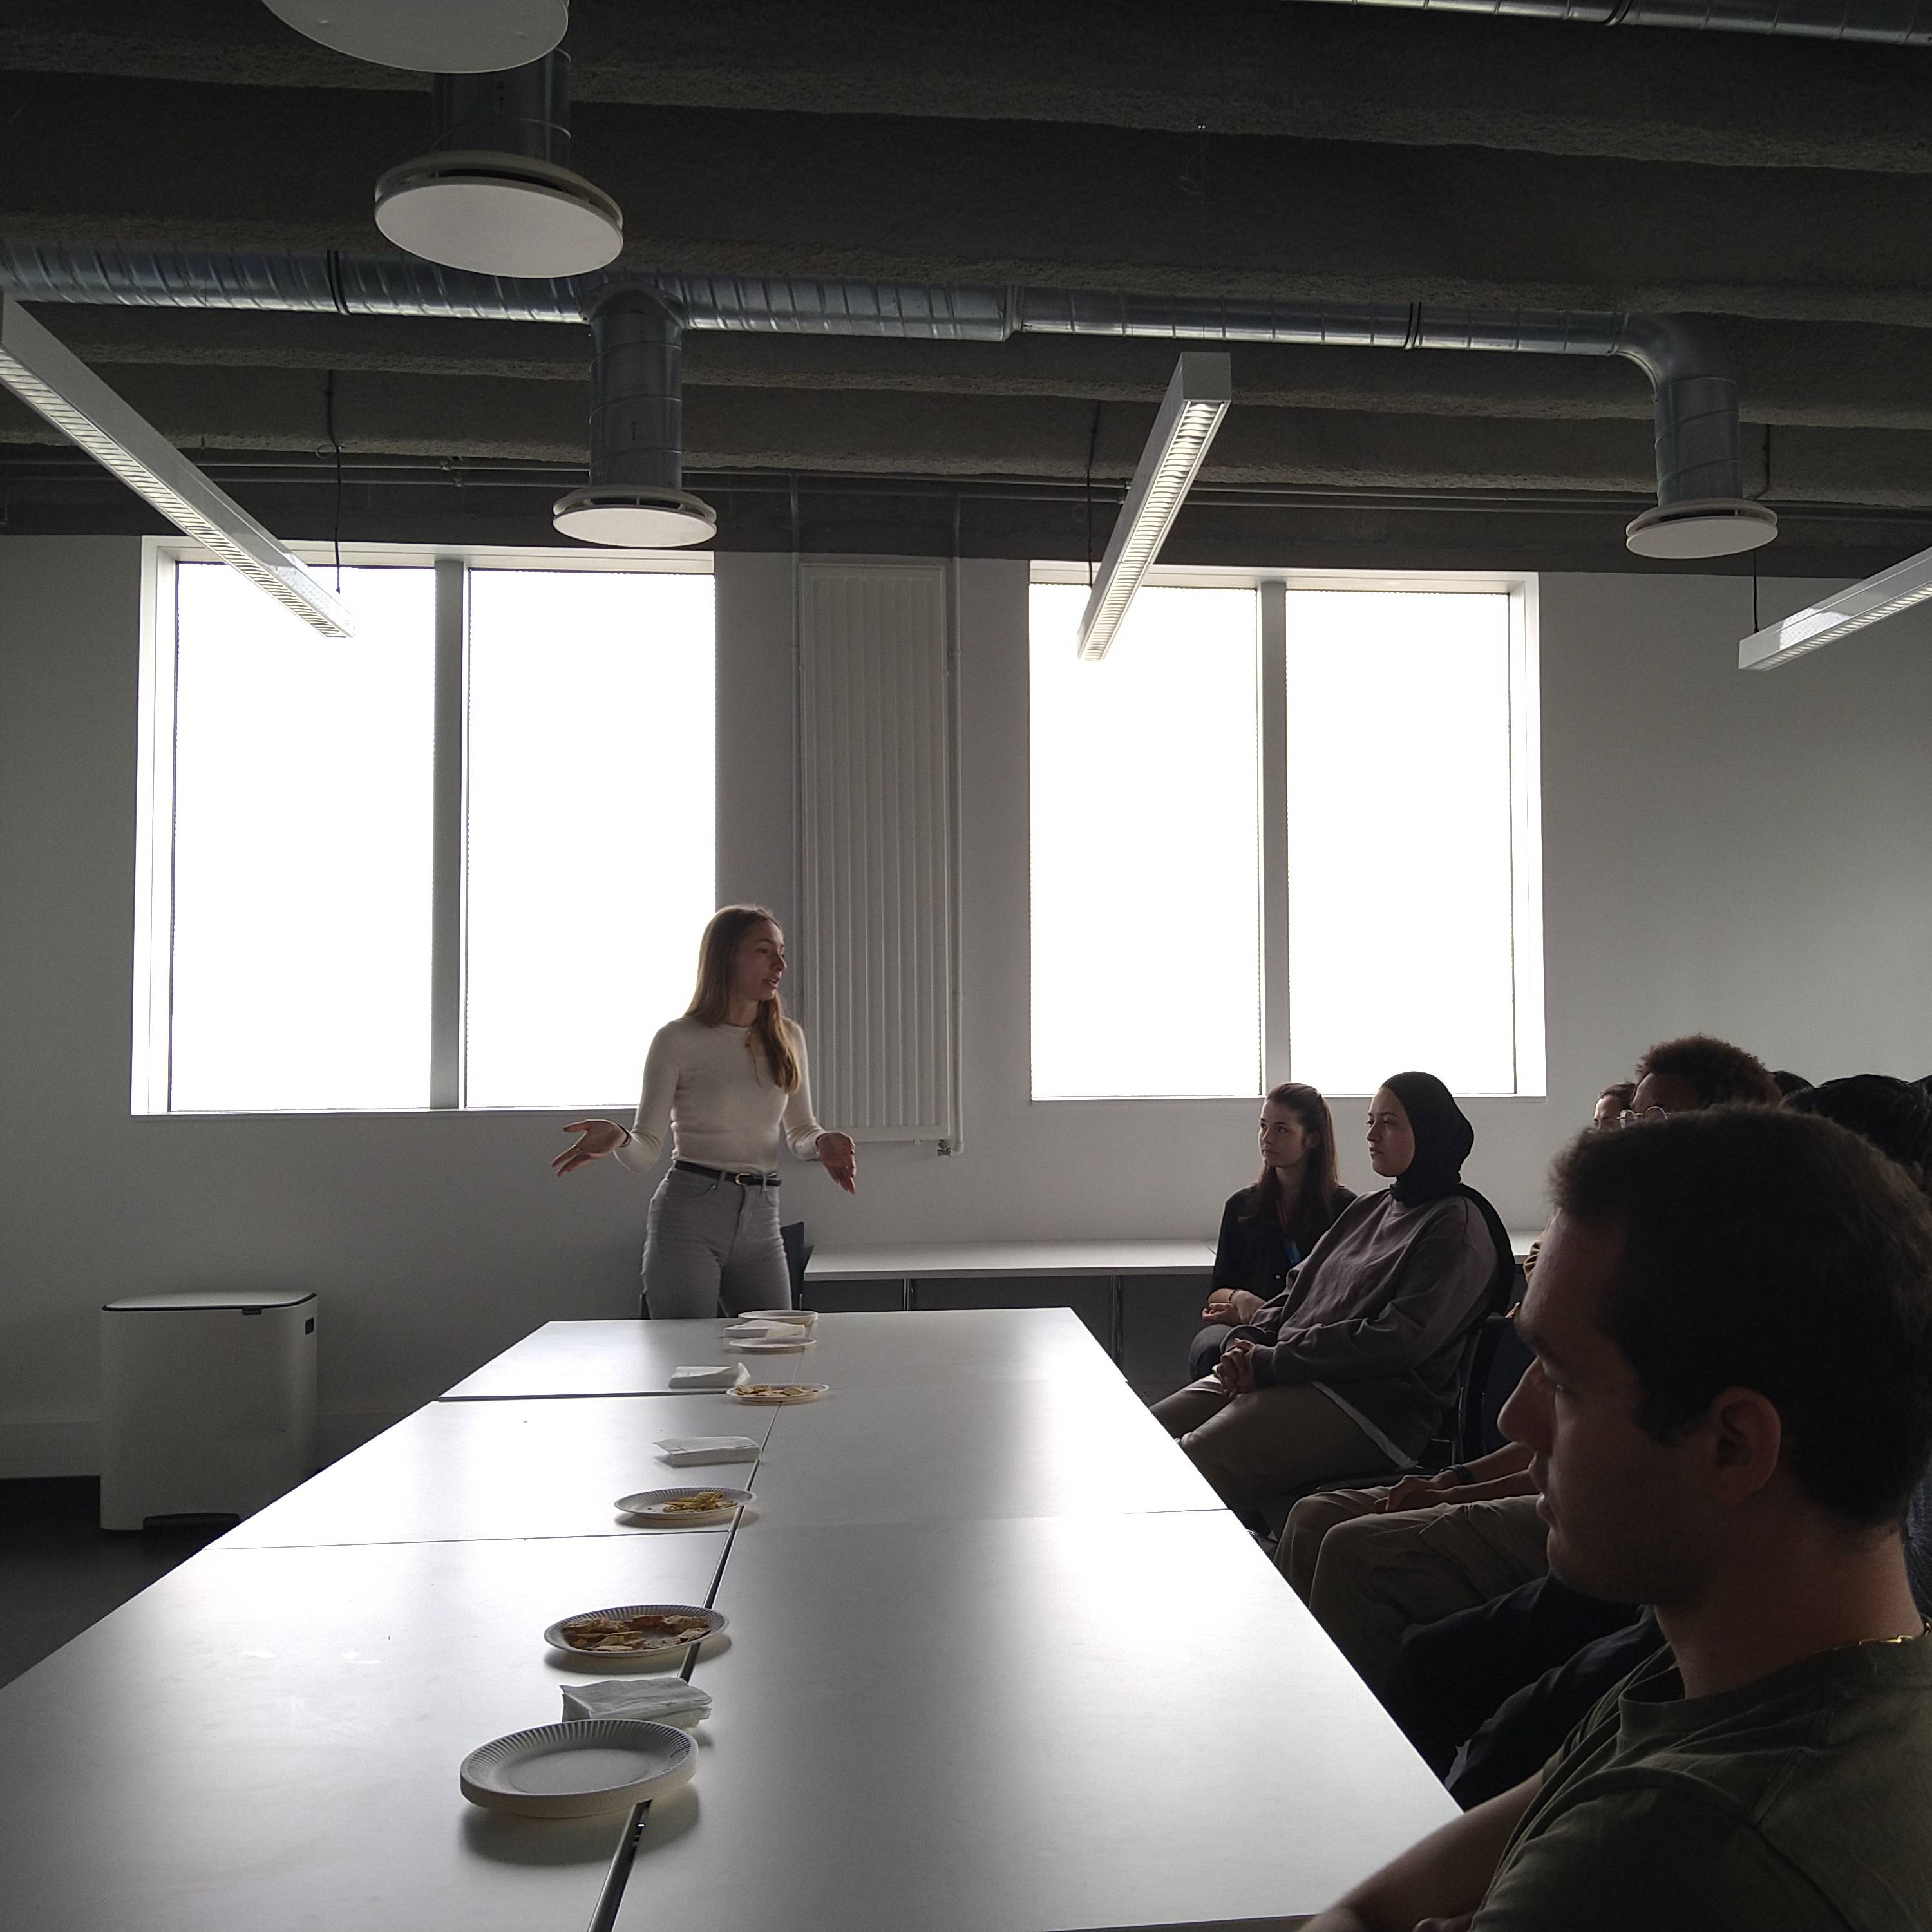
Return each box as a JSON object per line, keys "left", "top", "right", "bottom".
{"left": 544, "top": 1603, "right": 727, "bottom": 1660}
{"left": 729, "top": 1382, "right": 830, "bottom": 1405}
{"left": 614, "top": 1486, "right": 754, "bottom": 1524}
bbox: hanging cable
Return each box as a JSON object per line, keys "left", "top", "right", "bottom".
{"left": 323, "top": 369, "right": 345, "bottom": 591}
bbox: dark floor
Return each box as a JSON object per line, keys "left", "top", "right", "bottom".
{"left": 0, "top": 1477, "right": 227, "bottom": 1689}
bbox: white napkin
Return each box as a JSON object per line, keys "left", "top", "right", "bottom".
{"left": 723, "top": 1323, "right": 782, "bottom": 1342}
{"left": 562, "top": 1678, "right": 713, "bottom": 1728}
{"left": 669, "top": 1362, "right": 750, "bottom": 1390}
{"left": 656, "top": 1434, "right": 761, "bottom": 1466}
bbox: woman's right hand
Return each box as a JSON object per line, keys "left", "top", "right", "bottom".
{"left": 1202, "top": 1289, "right": 1265, "bottom": 1325}
{"left": 553, "top": 1119, "right": 629, "bottom": 1177}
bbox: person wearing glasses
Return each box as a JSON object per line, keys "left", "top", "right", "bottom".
{"left": 551, "top": 904, "right": 858, "bottom": 1317}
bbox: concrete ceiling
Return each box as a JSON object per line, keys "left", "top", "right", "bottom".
{"left": 2, "top": 0, "right": 1929, "bottom": 570}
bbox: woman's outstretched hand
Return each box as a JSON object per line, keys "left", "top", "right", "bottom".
{"left": 553, "top": 1119, "right": 628, "bottom": 1177}
{"left": 817, "top": 1131, "right": 858, "bottom": 1193}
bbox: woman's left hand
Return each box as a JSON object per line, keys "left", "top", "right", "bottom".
{"left": 1215, "top": 1339, "right": 1258, "bottom": 1394}
{"left": 817, "top": 1131, "right": 858, "bottom": 1193}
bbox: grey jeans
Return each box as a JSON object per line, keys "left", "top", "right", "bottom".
{"left": 641, "top": 1165, "right": 791, "bottom": 1318}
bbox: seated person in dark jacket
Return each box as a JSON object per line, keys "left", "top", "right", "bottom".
{"left": 1189, "top": 1081, "right": 1354, "bottom": 1379}
{"left": 1306, "top": 1105, "right": 1932, "bottom": 1932}
{"left": 1155, "top": 1072, "right": 1513, "bottom": 1520}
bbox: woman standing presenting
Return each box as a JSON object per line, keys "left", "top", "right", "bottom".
{"left": 553, "top": 905, "right": 858, "bottom": 1316}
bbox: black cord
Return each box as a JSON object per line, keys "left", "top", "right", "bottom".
{"left": 323, "top": 370, "right": 344, "bottom": 591}
{"left": 1084, "top": 402, "right": 1102, "bottom": 586}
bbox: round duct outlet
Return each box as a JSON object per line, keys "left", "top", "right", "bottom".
{"left": 1625, "top": 499, "right": 1779, "bottom": 560}
{"left": 553, "top": 486, "right": 719, "bottom": 549}
{"left": 375, "top": 154, "right": 622, "bottom": 278}
{"left": 261, "top": 0, "right": 568, "bottom": 73}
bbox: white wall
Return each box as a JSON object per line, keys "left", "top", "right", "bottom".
{"left": 5, "top": 538, "right": 1931, "bottom": 1473}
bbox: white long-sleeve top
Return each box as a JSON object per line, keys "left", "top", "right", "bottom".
{"left": 612, "top": 1016, "right": 826, "bottom": 1174}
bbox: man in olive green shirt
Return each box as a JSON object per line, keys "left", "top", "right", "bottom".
{"left": 1309, "top": 1106, "right": 1932, "bottom": 1932}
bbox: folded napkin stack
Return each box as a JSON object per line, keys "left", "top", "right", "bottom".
{"left": 655, "top": 1435, "right": 762, "bottom": 1466}
{"left": 668, "top": 1362, "right": 750, "bottom": 1390}
{"left": 562, "top": 1678, "right": 714, "bottom": 1728}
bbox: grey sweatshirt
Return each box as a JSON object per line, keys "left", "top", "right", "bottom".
{"left": 1241, "top": 1187, "right": 1498, "bottom": 1461}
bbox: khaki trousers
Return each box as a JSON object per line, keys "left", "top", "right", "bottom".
{"left": 1150, "top": 1376, "right": 1390, "bottom": 1520}
{"left": 1280, "top": 1488, "right": 1549, "bottom": 1694}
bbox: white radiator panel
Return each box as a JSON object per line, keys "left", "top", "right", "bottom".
{"left": 797, "top": 560, "right": 958, "bottom": 1144}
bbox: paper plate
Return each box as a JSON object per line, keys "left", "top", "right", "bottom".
{"left": 730, "top": 1334, "right": 817, "bottom": 1354}
{"left": 615, "top": 1485, "right": 754, "bottom": 1525}
{"left": 730, "top": 1382, "right": 830, "bottom": 1405}
{"left": 545, "top": 1602, "right": 728, "bottom": 1660}
{"left": 737, "top": 1308, "right": 819, "bottom": 1327}
{"left": 460, "top": 1718, "right": 694, "bottom": 1818}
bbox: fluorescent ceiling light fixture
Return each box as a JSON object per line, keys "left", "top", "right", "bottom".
{"left": 260, "top": 0, "right": 567, "bottom": 73}
{"left": 1075, "top": 352, "right": 1231, "bottom": 661}
{"left": 1739, "top": 542, "right": 1932, "bottom": 671}
{"left": 0, "top": 295, "right": 352, "bottom": 637}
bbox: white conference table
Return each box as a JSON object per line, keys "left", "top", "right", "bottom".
{"left": 440, "top": 1307, "right": 1113, "bottom": 1402}
{"left": 0, "top": 1305, "right": 1457, "bottom": 1931}
{"left": 215, "top": 1393, "right": 779, "bottom": 1550}
{"left": 806, "top": 1238, "right": 1218, "bottom": 1359}
{"left": 0, "top": 1531, "right": 729, "bottom": 1932}
{"left": 624, "top": 1511, "right": 1453, "bottom": 1932}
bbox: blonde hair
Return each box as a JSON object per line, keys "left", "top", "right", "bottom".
{"left": 686, "top": 905, "right": 800, "bottom": 1092}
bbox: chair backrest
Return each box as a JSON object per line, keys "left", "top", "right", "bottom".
{"left": 780, "top": 1220, "right": 811, "bottom": 1305}
{"left": 1456, "top": 1300, "right": 1533, "bottom": 1464}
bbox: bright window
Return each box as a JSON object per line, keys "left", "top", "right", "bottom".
{"left": 1284, "top": 590, "right": 1521, "bottom": 1094}
{"left": 1028, "top": 570, "right": 1541, "bottom": 1100}
{"left": 1030, "top": 582, "right": 1263, "bottom": 1099}
{"left": 464, "top": 569, "right": 715, "bottom": 1108}
{"left": 141, "top": 554, "right": 715, "bottom": 1113}
{"left": 168, "top": 564, "right": 436, "bottom": 1111}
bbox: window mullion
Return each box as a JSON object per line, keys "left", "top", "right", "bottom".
{"left": 429, "top": 558, "right": 466, "bottom": 1109}
{"left": 1258, "top": 578, "right": 1291, "bottom": 1087}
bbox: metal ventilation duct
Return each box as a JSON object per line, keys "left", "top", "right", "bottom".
{"left": 0, "top": 243, "right": 1776, "bottom": 555}
{"left": 1288, "top": 0, "right": 1932, "bottom": 43}
{"left": 552, "top": 284, "right": 715, "bottom": 547}
{"left": 374, "top": 49, "right": 623, "bottom": 278}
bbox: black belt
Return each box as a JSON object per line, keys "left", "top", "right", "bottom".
{"left": 675, "top": 1160, "right": 781, "bottom": 1187}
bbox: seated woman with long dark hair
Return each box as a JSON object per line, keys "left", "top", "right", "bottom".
{"left": 1189, "top": 1082, "right": 1354, "bottom": 1379}
{"left": 1153, "top": 1071, "right": 1513, "bottom": 1521}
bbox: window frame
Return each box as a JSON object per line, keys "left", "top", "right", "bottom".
{"left": 1027, "top": 562, "right": 1544, "bottom": 1101}
{"left": 132, "top": 537, "right": 715, "bottom": 1117}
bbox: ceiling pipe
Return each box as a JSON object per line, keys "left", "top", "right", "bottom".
{"left": 1285, "top": 0, "right": 1932, "bottom": 44}
{"left": 552, "top": 284, "right": 715, "bottom": 547}
{"left": 374, "top": 48, "right": 623, "bottom": 278}
{"left": 0, "top": 243, "right": 1774, "bottom": 557}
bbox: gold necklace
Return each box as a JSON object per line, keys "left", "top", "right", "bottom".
{"left": 1825, "top": 1617, "right": 1932, "bottom": 1656}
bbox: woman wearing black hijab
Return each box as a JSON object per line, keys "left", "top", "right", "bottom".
{"left": 1153, "top": 1071, "right": 1514, "bottom": 1523}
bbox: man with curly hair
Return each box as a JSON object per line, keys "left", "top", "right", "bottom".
{"left": 1626, "top": 1033, "right": 1783, "bottom": 1117}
